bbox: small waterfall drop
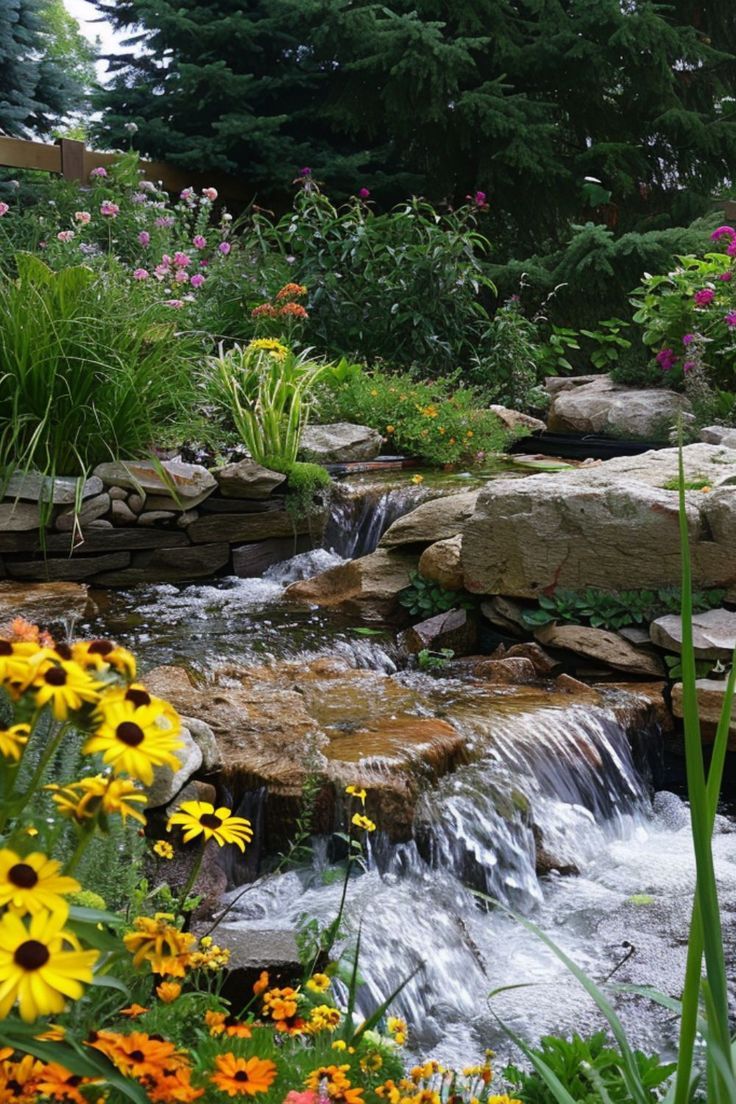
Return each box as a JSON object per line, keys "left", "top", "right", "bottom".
{"left": 324, "top": 477, "right": 444, "bottom": 558}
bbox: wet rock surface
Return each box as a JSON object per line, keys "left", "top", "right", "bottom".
{"left": 546, "top": 373, "right": 691, "bottom": 438}
{"left": 285, "top": 547, "right": 418, "bottom": 621}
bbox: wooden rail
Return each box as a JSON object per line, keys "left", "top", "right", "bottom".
{"left": 0, "top": 136, "right": 253, "bottom": 204}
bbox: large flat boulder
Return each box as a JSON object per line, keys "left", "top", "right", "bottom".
{"left": 671, "top": 679, "right": 736, "bottom": 749}
{"left": 3, "top": 472, "right": 102, "bottom": 504}
{"left": 380, "top": 490, "right": 480, "bottom": 548}
{"left": 300, "top": 423, "right": 383, "bottom": 462}
{"left": 0, "top": 581, "right": 94, "bottom": 627}
{"left": 214, "top": 460, "right": 286, "bottom": 499}
{"left": 284, "top": 547, "right": 418, "bottom": 621}
{"left": 418, "top": 534, "right": 464, "bottom": 589}
{"left": 650, "top": 608, "right": 736, "bottom": 660}
{"left": 94, "top": 458, "right": 216, "bottom": 507}
{"left": 546, "top": 374, "right": 691, "bottom": 438}
{"left": 463, "top": 444, "right": 736, "bottom": 599}
{"left": 535, "top": 624, "right": 665, "bottom": 677}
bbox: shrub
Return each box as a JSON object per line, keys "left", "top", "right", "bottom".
{"left": 0, "top": 254, "right": 199, "bottom": 480}
{"left": 317, "top": 365, "right": 512, "bottom": 465}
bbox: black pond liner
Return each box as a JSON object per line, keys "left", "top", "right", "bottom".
{"left": 509, "top": 430, "right": 666, "bottom": 461}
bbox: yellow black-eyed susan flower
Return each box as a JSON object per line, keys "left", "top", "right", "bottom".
{"left": 167, "top": 801, "right": 253, "bottom": 851}
{"left": 0, "top": 908, "right": 98, "bottom": 1021}
{"left": 0, "top": 850, "right": 79, "bottom": 917}
{"left": 84, "top": 697, "right": 181, "bottom": 785}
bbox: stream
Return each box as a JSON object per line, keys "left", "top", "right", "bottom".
{"left": 79, "top": 469, "right": 736, "bottom": 1067}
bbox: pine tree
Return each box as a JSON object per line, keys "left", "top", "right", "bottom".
{"left": 0, "top": 0, "right": 81, "bottom": 135}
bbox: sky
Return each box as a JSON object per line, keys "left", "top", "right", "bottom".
{"left": 63, "top": 0, "right": 125, "bottom": 79}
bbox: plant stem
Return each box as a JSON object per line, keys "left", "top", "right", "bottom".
{"left": 176, "top": 845, "right": 205, "bottom": 924}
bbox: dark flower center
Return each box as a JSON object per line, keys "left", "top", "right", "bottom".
{"left": 8, "top": 862, "right": 38, "bottom": 889}
{"left": 234, "top": 1072, "right": 249, "bottom": 1083}
{"left": 14, "top": 939, "right": 50, "bottom": 970}
{"left": 7, "top": 1081, "right": 21, "bottom": 1094}
{"left": 0, "top": 641, "right": 12, "bottom": 655}
{"left": 55, "top": 644, "right": 72, "bottom": 660}
{"left": 129, "top": 1050, "right": 145, "bottom": 1063}
{"left": 44, "top": 667, "right": 67, "bottom": 686}
{"left": 200, "top": 813, "right": 223, "bottom": 829}
{"left": 125, "top": 688, "right": 151, "bottom": 708}
{"left": 116, "top": 722, "right": 145, "bottom": 747}
{"left": 88, "top": 640, "right": 114, "bottom": 656}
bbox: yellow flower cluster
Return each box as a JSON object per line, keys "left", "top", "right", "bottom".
{"left": 247, "top": 337, "right": 289, "bottom": 360}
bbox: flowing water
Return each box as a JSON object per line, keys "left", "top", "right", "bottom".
{"left": 82, "top": 469, "right": 736, "bottom": 1069}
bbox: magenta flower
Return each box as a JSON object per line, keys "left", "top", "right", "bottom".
{"left": 192, "top": 234, "right": 207, "bottom": 249}
{"left": 173, "top": 252, "right": 191, "bottom": 268}
{"left": 218, "top": 241, "right": 231, "bottom": 255}
{"left": 190, "top": 273, "right": 205, "bottom": 288}
{"left": 100, "top": 200, "right": 119, "bottom": 218}
{"left": 90, "top": 166, "right": 107, "bottom": 178}
{"left": 694, "top": 288, "right": 715, "bottom": 307}
{"left": 474, "top": 190, "right": 487, "bottom": 206}
{"left": 299, "top": 167, "right": 312, "bottom": 176}
{"left": 718, "top": 271, "right": 733, "bottom": 281}
{"left": 682, "top": 333, "right": 696, "bottom": 345}
{"left": 132, "top": 193, "right": 147, "bottom": 204}
{"left": 0, "top": 202, "right": 10, "bottom": 217}
{"left": 683, "top": 360, "right": 695, "bottom": 374}
{"left": 711, "top": 225, "right": 736, "bottom": 241}
{"left": 164, "top": 299, "right": 184, "bottom": 309}
{"left": 655, "top": 348, "right": 677, "bottom": 371}
{"left": 202, "top": 187, "right": 218, "bottom": 201}
{"left": 57, "top": 230, "right": 75, "bottom": 243}
{"left": 153, "top": 264, "right": 170, "bottom": 281}
{"left": 358, "top": 187, "right": 371, "bottom": 199}
{"left": 725, "top": 312, "right": 736, "bottom": 327}
{"left": 133, "top": 268, "right": 149, "bottom": 280}
{"left": 137, "top": 230, "right": 150, "bottom": 246}
{"left": 173, "top": 268, "right": 189, "bottom": 284}
{"left": 180, "top": 188, "right": 195, "bottom": 201}
{"left": 154, "top": 216, "right": 175, "bottom": 229}
{"left": 727, "top": 241, "right": 736, "bottom": 257}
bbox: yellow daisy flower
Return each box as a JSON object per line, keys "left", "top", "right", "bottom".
{"left": 345, "top": 785, "right": 367, "bottom": 805}
{"left": 0, "top": 850, "right": 80, "bottom": 918}
{"left": 153, "top": 839, "right": 174, "bottom": 859}
{"left": 306, "top": 972, "right": 331, "bottom": 993}
{"left": 0, "top": 723, "right": 30, "bottom": 762}
{"left": 0, "top": 908, "right": 98, "bottom": 1021}
{"left": 167, "top": 801, "right": 253, "bottom": 851}
{"left": 84, "top": 697, "right": 181, "bottom": 785}
{"left": 0, "top": 639, "right": 38, "bottom": 689}
{"left": 351, "top": 813, "right": 376, "bottom": 833}
{"left": 123, "top": 914, "right": 195, "bottom": 977}
{"left": 71, "top": 639, "right": 137, "bottom": 681}
{"left": 28, "top": 658, "right": 102, "bottom": 720}
{"left": 48, "top": 775, "right": 148, "bottom": 825}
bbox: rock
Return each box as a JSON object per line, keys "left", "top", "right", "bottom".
{"left": 232, "top": 537, "right": 313, "bottom": 577}
{"left": 554, "top": 674, "right": 601, "bottom": 700}
{"left": 88, "top": 519, "right": 113, "bottom": 530}
{"left": 177, "top": 511, "right": 199, "bottom": 528}
{"left": 55, "top": 493, "right": 110, "bottom": 532}
{"left": 110, "top": 499, "right": 137, "bottom": 526}
{"left": 650, "top": 608, "right": 736, "bottom": 660}
{"left": 535, "top": 624, "right": 665, "bottom": 676}
{"left": 721, "top": 431, "right": 736, "bottom": 449}
{"left": 480, "top": 596, "right": 528, "bottom": 635}
{"left": 152, "top": 840, "right": 227, "bottom": 919}
{"left": 108, "top": 485, "right": 128, "bottom": 501}
{"left": 652, "top": 791, "right": 690, "bottom": 831}
{"left": 0, "top": 501, "right": 46, "bottom": 531}
{"left": 4, "top": 472, "right": 103, "bottom": 504}
{"left": 533, "top": 825, "right": 580, "bottom": 877}
{"left": 618, "top": 626, "right": 652, "bottom": 646}
{"left": 299, "top": 423, "right": 383, "bottom": 463}
{"left": 460, "top": 656, "right": 539, "bottom": 684}
{"left": 400, "top": 608, "right": 477, "bottom": 656}
{"left": 491, "top": 641, "right": 558, "bottom": 675}
{"left": 489, "top": 405, "right": 546, "bottom": 434}
{"left": 699, "top": 425, "right": 732, "bottom": 445}
{"left": 138, "top": 510, "right": 176, "bottom": 525}
{"left": 92, "top": 543, "right": 230, "bottom": 585}
{"left": 127, "top": 493, "right": 145, "bottom": 514}
{"left": 199, "top": 496, "right": 286, "bottom": 514}
{"left": 596, "top": 681, "right": 672, "bottom": 732}
{"left": 165, "top": 779, "right": 217, "bottom": 817}
{"left": 285, "top": 547, "right": 418, "bottom": 621}
{"left": 93, "top": 458, "right": 216, "bottom": 507}
{"left": 4, "top": 551, "right": 130, "bottom": 582}
{"left": 418, "top": 535, "right": 464, "bottom": 590}
{"left": 463, "top": 444, "right": 736, "bottom": 599}
{"left": 142, "top": 494, "right": 197, "bottom": 512}
{"left": 210, "top": 926, "right": 303, "bottom": 996}
{"left": 380, "top": 491, "right": 480, "bottom": 548}
{"left": 0, "top": 581, "right": 93, "bottom": 626}
{"left": 671, "top": 679, "right": 736, "bottom": 748}
{"left": 214, "top": 460, "right": 287, "bottom": 500}
{"left": 180, "top": 716, "right": 223, "bottom": 772}
{"left": 187, "top": 509, "right": 321, "bottom": 544}
{"left": 545, "top": 374, "right": 600, "bottom": 397}
{"left": 146, "top": 728, "right": 203, "bottom": 809}
{"left": 45, "top": 529, "right": 190, "bottom": 553}
{"left": 546, "top": 374, "right": 691, "bottom": 439}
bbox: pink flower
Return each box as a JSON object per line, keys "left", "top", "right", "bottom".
{"left": 0, "top": 202, "right": 9, "bottom": 217}
{"left": 683, "top": 360, "right": 696, "bottom": 374}
{"left": 57, "top": 230, "right": 75, "bottom": 243}
{"left": 154, "top": 216, "right": 175, "bottom": 228}
{"left": 190, "top": 273, "right": 205, "bottom": 288}
{"left": 711, "top": 225, "right": 736, "bottom": 241}
{"left": 138, "top": 230, "right": 150, "bottom": 246}
{"left": 154, "top": 264, "right": 170, "bottom": 281}
{"left": 725, "top": 312, "right": 736, "bottom": 327}
{"left": 74, "top": 211, "right": 91, "bottom": 224}
{"left": 90, "top": 166, "right": 107, "bottom": 178}
{"left": 299, "top": 167, "right": 311, "bottom": 176}
{"left": 174, "top": 268, "right": 189, "bottom": 283}
{"left": 218, "top": 241, "right": 231, "bottom": 255}
{"left": 165, "top": 299, "right": 184, "bottom": 309}
{"left": 202, "top": 187, "right": 218, "bottom": 201}
{"left": 718, "top": 271, "right": 732, "bottom": 281}
{"left": 474, "top": 190, "right": 487, "bottom": 206}
{"left": 100, "top": 201, "right": 119, "bottom": 218}
{"left": 133, "top": 268, "right": 149, "bottom": 280}
{"left": 180, "top": 188, "right": 195, "bottom": 201}
{"left": 283, "top": 1093, "right": 318, "bottom": 1104}
{"left": 173, "top": 252, "right": 191, "bottom": 268}
{"left": 192, "top": 234, "right": 207, "bottom": 249}
{"left": 358, "top": 187, "right": 371, "bottom": 199}
{"left": 682, "top": 333, "right": 696, "bottom": 345}
{"left": 656, "top": 347, "right": 677, "bottom": 371}
{"left": 727, "top": 241, "right": 736, "bottom": 257}
{"left": 161, "top": 254, "right": 172, "bottom": 265}
{"left": 693, "top": 288, "right": 715, "bottom": 307}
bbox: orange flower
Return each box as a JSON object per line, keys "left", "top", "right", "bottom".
{"left": 251, "top": 303, "right": 277, "bottom": 318}
{"left": 0, "top": 1053, "right": 43, "bottom": 1104}
{"left": 32, "top": 1061, "right": 96, "bottom": 1104}
{"left": 91, "top": 1030, "right": 185, "bottom": 1080}
{"left": 123, "top": 914, "right": 196, "bottom": 976}
{"left": 253, "top": 970, "right": 269, "bottom": 996}
{"left": 210, "top": 1055, "right": 277, "bottom": 1097}
{"left": 275, "top": 283, "right": 307, "bottom": 301}
{"left": 156, "top": 981, "right": 181, "bottom": 1003}
{"left": 278, "top": 302, "right": 308, "bottom": 319}
{"left": 120, "top": 1003, "right": 149, "bottom": 1018}
{"left": 146, "top": 1066, "right": 204, "bottom": 1102}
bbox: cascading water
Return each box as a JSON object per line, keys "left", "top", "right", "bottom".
{"left": 324, "top": 477, "right": 448, "bottom": 558}
{"left": 214, "top": 696, "right": 726, "bottom": 1063}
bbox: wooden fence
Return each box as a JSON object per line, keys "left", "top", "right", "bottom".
{"left": 0, "top": 135, "right": 253, "bottom": 204}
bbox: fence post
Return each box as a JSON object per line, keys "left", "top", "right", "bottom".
{"left": 57, "top": 138, "right": 86, "bottom": 183}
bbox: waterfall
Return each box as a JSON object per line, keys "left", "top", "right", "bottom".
{"left": 324, "top": 478, "right": 441, "bottom": 558}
